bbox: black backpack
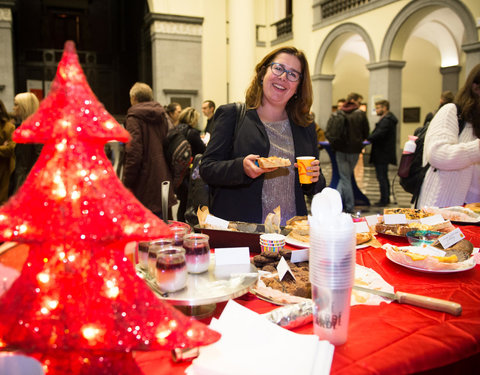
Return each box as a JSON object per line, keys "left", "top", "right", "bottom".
{"left": 398, "top": 104, "right": 465, "bottom": 204}
{"left": 164, "top": 126, "right": 192, "bottom": 189}
{"left": 325, "top": 110, "right": 348, "bottom": 150}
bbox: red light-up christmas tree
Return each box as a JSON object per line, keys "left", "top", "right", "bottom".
{"left": 0, "top": 41, "right": 220, "bottom": 374}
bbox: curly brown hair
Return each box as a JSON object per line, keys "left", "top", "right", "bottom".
{"left": 245, "top": 46, "right": 313, "bottom": 127}
{"left": 455, "top": 63, "right": 480, "bottom": 138}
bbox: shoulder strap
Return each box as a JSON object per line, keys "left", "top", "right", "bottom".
{"left": 234, "top": 102, "right": 246, "bottom": 139}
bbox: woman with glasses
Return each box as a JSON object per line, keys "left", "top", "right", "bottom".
{"left": 200, "top": 46, "right": 325, "bottom": 225}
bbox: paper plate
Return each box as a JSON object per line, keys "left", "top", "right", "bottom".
{"left": 386, "top": 250, "right": 477, "bottom": 274}
{"left": 285, "top": 235, "right": 309, "bottom": 248}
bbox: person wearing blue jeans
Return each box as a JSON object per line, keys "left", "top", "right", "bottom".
{"left": 327, "top": 92, "right": 370, "bottom": 213}
{"left": 336, "top": 151, "right": 359, "bottom": 213}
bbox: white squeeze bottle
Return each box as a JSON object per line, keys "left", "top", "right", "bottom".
{"left": 402, "top": 135, "right": 417, "bottom": 154}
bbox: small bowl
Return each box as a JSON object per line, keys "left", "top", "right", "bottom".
{"left": 406, "top": 230, "right": 443, "bottom": 246}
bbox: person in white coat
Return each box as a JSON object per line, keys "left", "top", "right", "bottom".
{"left": 417, "top": 64, "right": 480, "bottom": 208}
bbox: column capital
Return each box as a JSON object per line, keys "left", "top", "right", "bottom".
{"left": 462, "top": 41, "right": 480, "bottom": 53}
{"left": 0, "top": 1, "right": 15, "bottom": 8}
{"left": 0, "top": 7, "right": 11, "bottom": 22}
{"left": 440, "top": 65, "right": 461, "bottom": 75}
{"left": 145, "top": 13, "right": 203, "bottom": 26}
{"left": 366, "top": 60, "right": 406, "bottom": 71}
{"left": 312, "top": 74, "right": 335, "bottom": 82}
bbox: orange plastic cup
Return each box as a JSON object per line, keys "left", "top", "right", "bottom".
{"left": 297, "top": 156, "right": 315, "bottom": 184}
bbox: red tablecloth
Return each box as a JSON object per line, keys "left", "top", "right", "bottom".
{"left": 1, "top": 226, "right": 479, "bottom": 374}
{"left": 135, "top": 225, "right": 480, "bottom": 374}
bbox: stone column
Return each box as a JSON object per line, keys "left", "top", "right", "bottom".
{"left": 367, "top": 60, "right": 406, "bottom": 153}
{"left": 147, "top": 13, "right": 203, "bottom": 108}
{"left": 463, "top": 42, "right": 480, "bottom": 77}
{"left": 228, "top": 0, "right": 255, "bottom": 102}
{"left": 312, "top": 74, "right": 334, "bottom": 130}
{"left": 0, "top": 6, "right": 14, "bottom": 108}
{"left": 440, "top": 65, "right": 461, "bottom": 94}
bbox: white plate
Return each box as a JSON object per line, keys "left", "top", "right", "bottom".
{"left": 285, "top": 236, "right": 309, "bottom": 248}
{"left": 285, "top": 236, "right": 371, "bottom": 250}
{"left": 386, "top": 251, "right": 477, "bottom": 273}
{"left": 356, "top": 243, "right": 370, "bottom": 249}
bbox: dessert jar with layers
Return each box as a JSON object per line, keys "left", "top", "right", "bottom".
{"left": 183, "top": 233, "right": 211, "bottom": 273}
{"left": 155, "top": 246, "right": 187, "bottom": 293}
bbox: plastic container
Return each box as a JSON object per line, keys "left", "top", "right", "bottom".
{"left": 402, "top": 135, "right": 418, "bottom": 154}
{"left": 406, "top": 230, "right": 442, "bottom": 246}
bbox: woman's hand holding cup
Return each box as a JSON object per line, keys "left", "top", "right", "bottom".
{"left": 295, "top": 156, "right": 320, "bottom": 184}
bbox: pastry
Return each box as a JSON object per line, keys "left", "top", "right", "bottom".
{"left": 356, "top": 232, "right": 372, "bottom": 245}
{"left": 465, "top": 202, "right": 480, "bottom": 214}
{"left": 383, "top": 208, "right": 432, "bottom": 220}
{"left": 257, "top": 156, "right": 291, "bottom": 168}
{"left": 384, "top": 238, "right": 474, "bottom": 270}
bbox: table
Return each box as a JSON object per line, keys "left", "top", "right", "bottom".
{"left": 319, "top": 141, "right": 370, "bottom": 207}
{"left": 1, "top": 225, "right": 480, "bottom": 374}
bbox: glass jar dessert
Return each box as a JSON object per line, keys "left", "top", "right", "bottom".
{"left": 155, "top": 246, "right": 187, "bottom": 293}
{"left": 183, "top": 233, "right": 210, "bottom": 274}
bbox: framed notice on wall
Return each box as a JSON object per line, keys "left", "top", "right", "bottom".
{"left": 403, "top": 107, "right": 420, "bottom": 123}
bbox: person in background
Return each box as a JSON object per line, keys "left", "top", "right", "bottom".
{"left": 10, "top": 92, "right": 41, "bottom": 195}
{"left": 355, "top": 101, "right": 367, "bottom": 190}
{"left": 123, "top": 82, "right": 176, "bottom": 219}
{"left": 165, "top": 102, "right": 182, "bottom": 130}
{"left": 312, "top": 111, "right": 326, "bottom": 146}
{"left": 367, "top": 99, "right": 397, "bottom": 206}
{"left": 332, "top": 92, "right": 369, "bottom": 213}
{"left": 0, "top": 100, "right": 15, "bottom": 204}
{"left": 202, "top": 100, "right": 216, "bottom": 136}
{"left": 200, "top": 46, "right": 325, "bottom": 225}
{"left": 417, "top": 64, "right": 480, "bottom": 208}
{"left": 175, "top": 107, "right": 206, "bottom": 222}
{"left": 336, "top": 98, "right": 346, "bottom": 111}
{"left": 422, "top": 90, "right": 455, "bottom": 127}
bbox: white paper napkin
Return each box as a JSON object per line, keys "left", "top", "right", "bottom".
{"left": 186, "top": 300, "right": 334, "bottom": 375}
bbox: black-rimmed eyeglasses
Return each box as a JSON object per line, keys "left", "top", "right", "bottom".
{"left": 268, "top": 62, "right": 302, "bottom": 82}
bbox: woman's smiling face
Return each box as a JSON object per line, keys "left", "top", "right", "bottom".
{"left": 261, "top": 52, "right": 302, "bottom": 109}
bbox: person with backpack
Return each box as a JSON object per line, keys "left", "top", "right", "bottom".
{"left": 417, "top": 64, "right": 480, "bottom": 208}
{"left": 175, "top": 107, "right": 205, "bottom": 222}
{"left": 326, "top": 92, "right": 369, "bottom": 213}
{"left": 367, "top": 99, "right": 397, "bottom": 206}
{"left": 122, "top": 82, "right": 176, "bottom": 219}
{"left": 200, "top": 46, "right": 325, "bottom": 225}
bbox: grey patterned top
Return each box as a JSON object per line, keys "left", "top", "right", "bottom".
{"left": 261, "top": 118, "right": 296, "bottom": 226}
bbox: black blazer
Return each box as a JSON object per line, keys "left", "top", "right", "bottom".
{"left": 368, "top": 112, "right": 398, "bottom": 165}
{"left": 200, "top": 103, "right": 325, "bottom": 223}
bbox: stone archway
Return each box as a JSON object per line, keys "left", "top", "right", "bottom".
{"left": 374, "top": 0, "right": 479, "bottom": 151}
{"left": 380, "top": 0, "right": 478, "bottom": 73}
{"left": 312, "top": 22, "right": 375, "bottom": 128}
